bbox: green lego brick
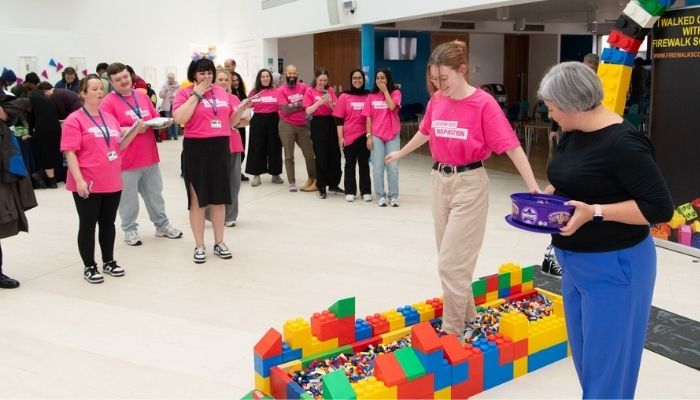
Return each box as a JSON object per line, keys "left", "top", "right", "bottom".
{"left": 472, "top": 279, "right": 487, "bottom": 296}
{"left": 498, "top": 272, "right": 511, "bottom": 289}
{"left": 241, "top": 390, "right": 273, "bottom": 400}
{"left": 300, "top": 392, "right": 314, "bottom": 399}
{"left": 300, "top": 345, "right": 353, "bottom": 368}
{"left": 322, "top": 369, "right": 357, "bottom": 399}
{"left": 522, "top": 265, "right": 534, "bottom": 284}
{"left": 328, "top": 297, "right": 355, "bottom": 319}
{"left": 394, "top": 347, "right": 426, "bottom": 380}
{"left": 638, "top": 0, "right": 666, "bottom": 16}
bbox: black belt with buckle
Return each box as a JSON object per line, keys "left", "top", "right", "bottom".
{"left": 432, "top": 161, "right": 483, "bottom": 175}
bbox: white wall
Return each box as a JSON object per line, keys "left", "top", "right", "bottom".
{"left": 528, "top": 34, "right": 559, "bottom": 113}
{"left": 468, "top": 34, "right": 504, "bottom": 87}
{"left": 277, "top": 35, "right": 315, "bottom": 84}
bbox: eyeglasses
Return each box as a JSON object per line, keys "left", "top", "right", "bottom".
{"left": 351, "top": 77, "right": 364, "bottom": 81}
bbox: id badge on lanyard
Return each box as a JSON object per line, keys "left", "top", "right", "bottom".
{"left": 83, "top": 107, "right": 118, "bottom": 161}
{"left": 204, "top": 93, "right": 222, "bottom": 129}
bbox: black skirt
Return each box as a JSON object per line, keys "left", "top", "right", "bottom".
{"left": 182, "top": 136, "right": 231, "bottom": 209}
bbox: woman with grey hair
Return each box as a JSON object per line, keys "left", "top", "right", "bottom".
{"left": 539, "top": 61, "right": 673, "bottom": 398}
{"left": 159, "top": 72, "right": 180, "bottom": 140}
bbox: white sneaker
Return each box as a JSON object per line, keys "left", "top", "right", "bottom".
{"left": 224, "top": 220, "right": 236, "bottom": 227}
{"left": 288, "top": 184, "right": 298, "bottom": 192}
{"left": 193, "top": 246, "right": 206, "bottom": 264}
{"left": 271, "top": 175, "right": 284, "bottom": 184}
{"left": 377, "top": 197, "right": 387, "bottom": 207}
{"left": 213, "top": 242, "right": 233, "bottom": 259}
{"left": 156, "top": 224, "right": 183, "bottom": 239}
{"left": 124, "top": 230, "right": 142, "bottom": 246}
{"left": 362, "top": 194, "right": 372, "bottom": 202}
{"left": 345, "top": 194, "right": 355, "bottom": 202}
{"left": 390, "top": 198, "right": 399, "bottom": 207}
{"left": 251, "top": 176, "right": 261, "bottom": 187}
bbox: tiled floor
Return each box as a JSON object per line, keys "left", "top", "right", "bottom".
{"left": 1, "top": 139, "right": 698, "bottom": 398}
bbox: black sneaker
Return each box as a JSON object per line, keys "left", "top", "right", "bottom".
{"left": 329, "top": 186, "right": 344, "bottom": 194}
{"left": 541, "top": 245, "right": 562, "bottom": 277}
{"left": 84, "top": 265, "right": 104, "bottom": 284}
{"left": 102, "top": 260, "right": 125, "bottom": 277}
{"left": 317, "top": 189, "right": 327, "bottom": 199}
{"left": 241, "top": 174, "right": 250, "bottom": 182}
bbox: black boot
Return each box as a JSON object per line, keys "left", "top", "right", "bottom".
{"left": 31, "top": 172, "right": 47, "bottom": 189}
{"left": 0, "top": 274, "right": 20, "bottom": 289}
{"left": 46, "top": 177, "right": 58, "bottom": 189}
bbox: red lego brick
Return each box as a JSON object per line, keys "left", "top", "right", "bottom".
{"left": 411, "top": 322, "right": 442, "bottom": 354}
{"left": 510, "top": 283, "right": 522, "bottom": 295}
{"left": 426, "top": 298, "right": 443, "bottom": 318}
{"left": 473, "top": 295, "right": 486, "bottom": 306}
{"left": 337, "top": 316, "right": 355, "bottom": 346}
{"left": 254, "top": 328, "right": 283, "bottom": 358}
{"left": 365, "top": 313, "right": 390, "bottom": 336}
{"left": 489, "top": 334, "right": 515, "bottom": 365}
{"left": 440, "top": 334, "right": 469, "bottom": 365}
{"left": 351, "top": 336, "right": 382, "bottom": 354}
{"left": 374, "top": 352, "right": 407, "bottom": 386}
{"left": 505, "top": 289, "right": 537, "bottom": 303}
{"left": 397, "top": 373, "right": 435, "bottom": 399}
{"left": 453, "top": 345, "right": 484, "bottom": 399}
{"left": 485, "top": 274, "right": 499, "bottom": 292}
{"left": 513, "top": 338, "right": 528, "bottom": 359}
{"left": 269, "top": 366, "right": 292, "bottom": 399}
{"left": 311, "top": 311, "right": 340, "bottom": 341}
{"left": 607, "top": 29, "right": 644, "bottom": 53}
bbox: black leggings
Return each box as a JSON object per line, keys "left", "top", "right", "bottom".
{"left": 72, "top": 191, "right": 121, "bottom": 267}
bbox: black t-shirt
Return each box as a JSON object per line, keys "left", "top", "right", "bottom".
{"left": 547, "top": 121, "right": 673, "bottom": 252}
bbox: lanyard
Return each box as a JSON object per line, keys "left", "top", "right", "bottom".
{"left": 202, "top": 92, "right": 218, "bottom": 117}
{"left": 82, "top": 107, "right": 112, "bottom": 149}
{"left": 117, "top": 91, "right": 142, "bottom": 118}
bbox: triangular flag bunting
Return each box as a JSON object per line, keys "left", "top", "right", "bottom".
{"left": 15, "top": 78, "right": 23, "bottom": 85}
{"left": 82, "top": 69, "right": 88, "bottom": 77}
{"left": 41, "top": 70, "right": 49, "bottom": 79}
{"left": 49, "top": 59, "right": 57, "bottom": 67}
{"left": 56, "top": 62, "right": 64, "bottom": 72}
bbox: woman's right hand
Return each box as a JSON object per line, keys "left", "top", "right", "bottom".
{"left": 193, "top": 79, "right": 213, "bottom": 97}
{"left": 366, "top": 136, "right": 373, "bottom": 151}
{"left": 76, "top": 179, "right": 90, "bottom": 199}
{"left": 385, "top": 151, "right": 402, "bottom": 164}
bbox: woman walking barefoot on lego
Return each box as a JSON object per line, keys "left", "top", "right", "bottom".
{"left": 385, "top": 40, "right": 539, "bottom": 342}
{"left": 537, "top": 62, "right": 672, "bottom": 398}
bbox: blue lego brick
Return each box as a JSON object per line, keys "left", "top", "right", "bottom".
{"left": 254, "top": 353, "right": 284, "bottom": 378}
{"left": 397, "top": 306, "right": 420, "bottom": 327}
{"left": 282, "top": 342, "right": 303, "bottom": 363}
{"left": 476, "top": 339, "right": 513, "bottom": 390}
{"left": 354, "top": 319, "right": 372, "bottom": 341}
{"left": 528, "top": 342, "right": 568, "bottom": 372}
{"left": 287, "top": 380, "right": 306, "bottom": 399}
{"left": 661, "top": 0, "right": 677, "bottom": 5}
{"left": 452, "top": 361, "right": 468, "bottom": 384}
{"left": 415, "top": 348, "right": 444, "bottom": 373}
{"left": 498, "top": 287, "right": 511, "bottom": 298}
{"left": 602, "top": 48, "right": 636, "bottom": 67}
{"left": 434, "top": 359, "right": 452, "bottom": 391}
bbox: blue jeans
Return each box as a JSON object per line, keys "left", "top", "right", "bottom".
{"left": 554, "top": 235, "right": 656, "bottom": 399}
{"left": 119, "top": 164, "right": 170, "bottom": 232}
{"left": 161, "top": 110, "right": 179, "bottom": 140}
{"left": 370, "top": 134, "right": 400, "bottom": 200}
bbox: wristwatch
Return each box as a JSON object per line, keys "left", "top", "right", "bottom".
{"left": 592, "top": 204, "right": 604, "bottom": 223}
{"left": 366, "top": 133, "right": 372, "bottom": 138}
{"left": 191, "top": 91, "right": 203, "bottom": 100}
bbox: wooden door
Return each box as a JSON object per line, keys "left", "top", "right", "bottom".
{"left": 503, "top": 34, "right": 530, "bottom": 105}
{"left": 313, "top": 30, "right": 360, "bottom": 92}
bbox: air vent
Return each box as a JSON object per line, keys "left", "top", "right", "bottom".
{"left": 376, "top": 22, "right": 396, "bottom": 28}
{"left": 514, "top": 23, "right": 545, "bottom": 32}
{"left": 440, "top": 21, "right": 475, "bottom": 30}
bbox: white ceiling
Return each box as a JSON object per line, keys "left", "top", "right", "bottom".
{"left": 446, "top": 0, "right": 630, "bottom": 24}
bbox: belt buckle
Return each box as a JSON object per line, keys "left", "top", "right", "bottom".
{"left": 438, "top": 162, "right": 456, "bottom": 177}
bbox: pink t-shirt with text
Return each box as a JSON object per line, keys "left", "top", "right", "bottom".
{"left": 419, "top": 89, "right": 520, "bottom": 165}
{"left": 303, "top": 87, "right": 337, "bottom": 117}
{"left": 333, "top": 93, "right": 368, "bottom": 146}
{"left": 248, "top": 87, "right": 279, "bottom": 114}
{"left": 60, "top": 109, "right": 123, "bottom": 193}
{"left": 100, "top": 90, "right": 160, "bottom": 170}
{"left": 361, "top": 90, "right": 402, "bottom": 141}
{"left": 277, "top": 82, "right": 309, "bottom": 126}
{"left": 173, "top": 85, "right": 236, "bottom": 139}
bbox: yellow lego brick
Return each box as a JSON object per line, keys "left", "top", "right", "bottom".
{"left": 597, "top": 63, "right": 632, "bottom": 116}
{"left": 380, "top": 326, "right": 412, "bottom": 345}
{"left": 277, "top": 359, "right": 302, "bottom": 375}
{"left": 283, "top": 317, "right": 312, "bottom": 350}
{"left": 538, "top": 288, "right": 565, "bottom": 318}
{"left": 306, "top": 336, "right": 338, "bottom": 357}
{"left": 522, "top": 281, "right": 534, "bottom": 291}
{"left": 435, "top": 386, "right": 451, "bottom": 399}
{"left": 412, "top": 302, "right": 435, "bottom": 322}
{"left": 513, "top": 357, "right": 528, "bottom": 378}
{"left": 500, "top": 311, "right": 529, "bottom": 341}
{"left": 352, "top": 376, "right": 397, "bottom": 399}
{"left": 528, "top": 321, "right": 547, "bottom": 354}
{"left": 382, "top": 310, "right": 405, "bottom": 332}
{"left": 482, "top": 298, "right": 505, "bottom": 309}
{"left": 254, "top": 372, "right": 270, "bottom": 395}
{"left": 486, "top": 291, "right": 499, "bottom": 302}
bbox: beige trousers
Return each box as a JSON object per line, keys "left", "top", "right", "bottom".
{"left": 431, "top": 167, "right": 489, "bottom": 336}
{"left": 278, "top": 120, "right": 316, "bottom": 185}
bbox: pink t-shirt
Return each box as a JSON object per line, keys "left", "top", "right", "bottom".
{"left": 248, "top": 87, "right": 279, "bottom": 114}
{"left": 228, "top": 95, "right": 244, "bottom": 153}
{"left": 419, "top": 89, "right": 520, "bottom": 165}
{"left": 60, "top": 109, "right": 123, "bottom": 193}
{"left": 333, "top": 92, "right": 368, "bottom": 146}
{"left": 303, "top": 87, "right": 337, "bottom": 117}
{"left": 361, "top": 90, "right": 402, "bottom": 141}
{"left": 100, "top": 90, "right": 160, "bottom": 171}
{"left": 173, "top": 85, "right": 236, "bottom": 139}
{"left": 277, "top": 82, "right": 309, "bottom": 126}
